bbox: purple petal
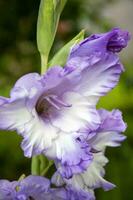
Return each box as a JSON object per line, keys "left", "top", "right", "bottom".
{"left": 13, "top": 73, "right": 42, "bottom": 92}
{"left": 0, "top": 95, "right": 32, "bottom": 132}
{"left": 0, "top": 176, "right": 77, "bottom": 200}
{"left": 98, "top": 109, "right": 127, "bottom": 132}
{"left": 18, "top": 175, "right": 50, "bottom": 200}
{"left": 73, "top": 54, "right": 123, "bottom": 104}
{"left": 42, "top": 66, "right": 80, "bottom": 96}
{"left": 88, "top": 109, "right": 127, "bottom": 151}
{"left": 49, "top": 188, "right": 67, "bottom": 200}
{"left": 107, "top": 28, "right": 131, "bottom": 52}
{"left": 65, "top": 28, "right": 130, "bottom": 105}
{"left": 66, "top": 186, "right": 95, "bottom": 200}
{"left": 0, "top": 180, "right": 17, "bottom": 199}
{"left": 67, "top": 28, "right": 130, "bottom": 61}
{"left": 0, "top": 73, "right": 44, "bottom": 132}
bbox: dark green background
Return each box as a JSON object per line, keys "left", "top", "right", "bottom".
{"left": 0, "top": 0, "right": 132, "bottom": 199}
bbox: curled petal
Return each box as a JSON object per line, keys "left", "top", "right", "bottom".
{"left": 107, "top": 28, "right": 131, "bottom": 52}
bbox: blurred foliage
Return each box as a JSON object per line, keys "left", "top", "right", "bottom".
{"left": 0, "top": 0, "right": 133, "bottom": 200}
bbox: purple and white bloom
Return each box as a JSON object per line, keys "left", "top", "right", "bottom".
{"left": 0, "top": 175, "right": 65, "bottom": 200}
{"left": 0, "top": 175, "right": 50, "bottom": 200}
{"left": 0, "top": 175, "right": 95, "bottom": 200}
{"left": 0, "top": 28, "right": 130, "bottom": 177}
{"left": 52, "top": 109, "right": 126, "bottom": 194}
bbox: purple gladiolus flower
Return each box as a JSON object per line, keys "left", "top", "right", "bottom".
{"left": 0, "top": 175, "right": 66, "bottom": 200}
{"left": 0, "top": 175, "right": 51, "bottom": 200}
{"left": 52, "top": 109, "right": 126, "bottom": 194}
{"left": 0, "top": 175, "right": 95, "bottom": 200}
{"left": 0, "top": 28, "right": 130, "bottom": 178}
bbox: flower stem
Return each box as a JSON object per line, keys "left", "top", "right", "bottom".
{"left": 31, "top": 156, "right": 40, "bottom": 175}
{"left": 41, "top": 54, "right": 48, "bottom": 74}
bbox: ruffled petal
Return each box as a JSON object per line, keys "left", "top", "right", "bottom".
{"left": 52, "top": 172, "right": 95, "bottom": 200}
{"left": 81, "top": 153, "right": 115, "bottom": 191}
{"left": 46, "top": 132, "right": 93, "bottom": 178}
{"left": 98, "top": 109, "right": 127, "bottom": 132}
{"left": 63, "top": 153, "right": 115, "bottom": 192}
{"left": 52, "top": 153, "right": 115, "bottom": 193}
{"left": 88, "top": 109, "right": 126, "bottom": 151}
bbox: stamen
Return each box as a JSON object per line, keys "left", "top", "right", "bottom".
{"left": 45, "top": 97, "right": 61, "bottom": 110}
{"left": 36, "top": 94, "right": 71, "bottom": 116}
{"left": 49, "top": 95, "right": 72, "bottom": 108}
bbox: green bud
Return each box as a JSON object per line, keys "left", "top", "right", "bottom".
{"left": 37, "top": 0, "right": 67, "bottom": 73}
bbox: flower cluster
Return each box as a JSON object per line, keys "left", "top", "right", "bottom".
{"left": 0, "top": 175, "right": 95, "bottom": 200}
{"left": 0, "top": 28, "right": 130, "bottom": 200}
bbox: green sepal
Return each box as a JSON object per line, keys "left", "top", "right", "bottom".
{"left": 37, "top": 0, "right": 67, "bottom": 72}
{"left": 49, "top": 30, "right": 85, "bottom": 67}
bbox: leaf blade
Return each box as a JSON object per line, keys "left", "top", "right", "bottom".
{"left": 49, "top": 30, "right": 85, "bottom": 67}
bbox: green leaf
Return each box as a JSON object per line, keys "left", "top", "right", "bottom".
{"left": 37, "top": 0, "right": 67, "bottom": 72}
{"left": 49, "top": 30, "right": 85, "bottom": 67}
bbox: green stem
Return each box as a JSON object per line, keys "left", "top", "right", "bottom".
{"left": 41, "top": 160, "right": 54, "bottom": 176}
{"left": 41, "top": 54, "right": 48, "bottom": 74}
{"left": 31, "top": 156, "right": 40, "bottom": 175}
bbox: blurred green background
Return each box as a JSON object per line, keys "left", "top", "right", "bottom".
{"left": 0, "top": 0, "right": 133, "bottom": 199}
